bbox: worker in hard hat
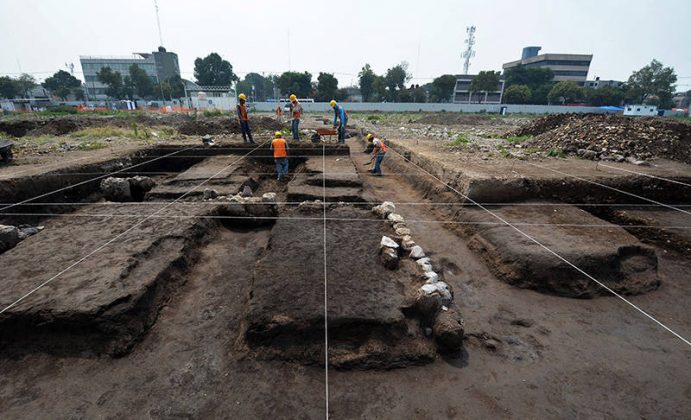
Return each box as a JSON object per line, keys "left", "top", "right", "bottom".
{"left": 237, "top": 93, "right": 255, "bottom": 144}
{"left": 330, "top": 100, "right": 348, "bottom": 144}
{"left": 289, "top": 94, "right": 303, "bottom": 141}
{"left": 271, "top": 131, "right": 290, "bottom": 181}
{"left": 366, "top": 133, "right": 387, "bottom": 176}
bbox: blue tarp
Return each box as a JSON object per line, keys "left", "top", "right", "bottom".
{"left": 599, "top": 106, "right": 625, "bottom": 111}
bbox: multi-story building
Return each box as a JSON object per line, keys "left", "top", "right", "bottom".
{"left": 452, "top": 74, "right": 505, "bottom": 104}
{"left": 80, "top": 47, "right": 180, "bottom": 99}
{"left": 503, "top": 47, "right": 592, "bottom": 86}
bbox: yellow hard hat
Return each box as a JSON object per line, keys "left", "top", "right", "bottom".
{"left": 366, "top": 133, "right": 374, "bottom": 141}
{"left": 274, "top": 131, "right": 283, "bottom": 138}
{"left": 290, "top": 94, "right": 297, "bottom": 101}
{"left": 238, "top": 93, "right": 247, "bottom": 100}
{"left": 329, "top": 100, "right": 336, "bottom": 107}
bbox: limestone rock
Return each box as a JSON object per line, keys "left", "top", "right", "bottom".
{"left": 0, "top": 224, "right": 20, "bottom": 253}
{"left": 380, "top": 247, "right": 399, "bottom": 270}
{"left": 416, "top": 257, "right": 433, "bottom": 273}
{"left": 262, "top": 192, "right": 277, "bottom": 203}
{"left": 203, "top": 188, "right": 219, "bottom": 200}
{"left": 100, "top": 177, "right": 132, "bottom": 202}
{"left": 387, "top": 213, "right": 405, "bottom": 224}
{"left": 395, "top": 227, "right": 412, "bottom": 237}
{"left": 380, "top": 236, "right": 399, "bottom": 249}
{"left": 241, "top": 185, "right": 253, "bottom": 197}
{"left": 423, "top": 271, "right": 439, "bottom": 283}
{"left": 420, "top": 281, "right": 452, "bottom": 306}
{"left": 409, "top": 245, "right": 425, "bottom": 259}
{"left": 401, "top": 236, "right": 416, "bottom": 251}
{"left": 372, "top": 201, "right": 396, "bottom": 218}
{"left": 433, "top": 308, "right": 465, "bottom": 352}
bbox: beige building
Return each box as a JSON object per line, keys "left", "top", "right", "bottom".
{"left": 503, "top": 47, "right": 592, "bottom": 86}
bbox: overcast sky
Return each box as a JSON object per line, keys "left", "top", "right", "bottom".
{"left": 1, "top": 0, "right": 689, "bottom": 90}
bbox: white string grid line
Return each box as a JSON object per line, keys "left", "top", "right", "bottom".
{"left": 596, "top": 163, "right": 691, "bottom": 188}
{"left": 0, "top": 146, "right": 201, "bottom": 213}
{"left": 0, "top": 141, "right": 268, "bottom": 315}
{"left": 386, "top": 148, "right": 691, "bottom": 347}
{"left": 321, "top": 143, "right": 330, "bottom": 419}
{"left": 2, "top": 212, "right": 690, "bottom": 230}
{"left": 524, "top": 161, "right": 691, "bottom": 216}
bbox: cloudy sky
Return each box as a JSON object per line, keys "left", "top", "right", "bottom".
{"left": 1, "top": 0, "right": 689, "bottom": 90}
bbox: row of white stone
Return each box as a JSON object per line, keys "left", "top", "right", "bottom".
{"left": 373, "top": 202, "right": 453, "bottom": 306}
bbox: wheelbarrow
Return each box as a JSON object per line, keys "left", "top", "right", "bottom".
{"left": 314, "top": 128, "right": 338, "bottom": 143}
{"left": 0, "top": 140, "right": 13, "bottom": 164}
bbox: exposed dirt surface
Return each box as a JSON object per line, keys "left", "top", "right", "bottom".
{"left": 507, "top": 113, "right": 691, "bottom": 163}
{"left": 0, "top": 130, "right": 689, "bottom": 418}
{"left": 457, "top": 203, "right": 660, "bottom": 297}
{"left": 414, "top": 113, "right": 519, "bottom": 126}
{"left": 178, "top": 116, "right": 284, "bottom": 135}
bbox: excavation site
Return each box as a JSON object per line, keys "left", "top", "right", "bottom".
{"left": 0, "top": 112, "right": 689, "bottom": 418}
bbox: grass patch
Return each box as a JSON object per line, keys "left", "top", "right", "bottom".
{"left": 366, "top": 115, "right": 382, "bottom": 121}
{"left": 547, "top": 148, "right": 566, "bottom": 158}
{"left": 505, "top": 135, "right": 533, "bottom": 144}
{"left": 203, "top": 109, "right": 224, "bottom": 117}
{"left": 449, "top": 133, "right": 470, "bottom": 147}
{"left": 76, "top": 140, "right": 106, "bottom": 151}
{"left": 71, "top": 127, "right": 130, "bottom": 139}
{"left": 497, "top": 144, "right": 512, "bottom": 158}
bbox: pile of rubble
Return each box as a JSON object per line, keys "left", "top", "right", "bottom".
{"left": 0, "top": 224, "right": 44, "bottom": 254}
{"left": 507, "top": 114, "right": 691, "bottom": 163}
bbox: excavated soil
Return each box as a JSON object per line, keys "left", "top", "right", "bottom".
{"left": 178, "top": 116, "right": 284, "bottom": 135}
{"left": 0, "top": 135, "right": 689, "bottom": 418}
{"left": 508, "top": 113, "right": 691, "bottom": 163}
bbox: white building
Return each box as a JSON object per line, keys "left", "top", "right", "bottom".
{"left": 624, "top": 105, "right": 658, "bottom": 116}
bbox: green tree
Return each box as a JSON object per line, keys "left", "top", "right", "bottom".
{"left": 316, "top": 72, "right": 339, "bottom": 102}
{"left": 242, "top": 72, "right": 274, "bottom": 101}
{"left": 194, "top": 53, "right": 238, "bottom": 86}
{"left": 0, "top": 76, "right": 20, "bottom": 99}
{"left": 128, "top": 64, "right": 155, "bottom": 99}
{"left": 503, "top": 84, "right": 531, "bottom": 104}
{"left": 626, "top": 59, "right": 677, "bottom": 108}
{"left": 335, "top": 88, "right": 349, "bottom": 101}
{"left": 276, "top": 71, "right": 312, "bottom": 98}
{"left": 430, "top": 74, "right": 457, "bottom": 102}
{"left": 400, "top": 84, "right": 427, "bottom": 103}
{"left": 97, "top": 67, "right": 125, "bottom": 99}
{"left": 371, "top": 75, "right": 387, "bottom": 102}
{"left": 358, "top": 64, "right": 376, "bottom": 102}
{"left": 164, "top": 74, "right": 186, "bottom": 99}
{"left": 585, "top": 86, "right": 624, "bottom": 106}
{"left": 531, "top": 84, "right": 552, "bottom": 105}
{"left": 503, "top": 66, "right": 553, "bottom": 89}
{"left": 470, "top": 71, "right": 501, "bottom": 103}
{"left": 384, "top": 62, "right": 411, "bottom": 102}
{"left": 548, "top": 81, "right": 584, "bottom": 104}
{"left": 16, "top": 74, "right": 36, "bottom": 98}
{"left": 42, "top": 70, "right": 82, "bottom": 100}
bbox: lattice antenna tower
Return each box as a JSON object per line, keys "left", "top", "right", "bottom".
{"left": 153, "top": 0, "right": 164, "bottom": 46}
{"left": 462, "top": 26, "right": 477, "bottom": 75}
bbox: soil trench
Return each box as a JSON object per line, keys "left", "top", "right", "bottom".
{"left": 0, "top": 138, "right": 689, "bottom": 418}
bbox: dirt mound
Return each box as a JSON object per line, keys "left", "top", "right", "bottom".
{"left": 0, "top": 118, "right": 84, "bottom": 137}
{"left": 508, "top": 114, "right": 691, "bottom": 163}
{"left": 178, "top": 117, "right": 284, "bottom": 135}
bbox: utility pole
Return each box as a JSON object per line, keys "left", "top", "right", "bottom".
{"left": 153, "top": 0, "right": 164, "bottom": 47}
{"left": 462, "top": 26, "right": 476, "bottom": 75}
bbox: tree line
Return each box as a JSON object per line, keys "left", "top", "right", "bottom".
{"left": 0, "top": 52, "right": 684, "bottom": 109}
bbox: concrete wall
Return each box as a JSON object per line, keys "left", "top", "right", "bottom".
{"left": 250, "top": 102, "right": 613, "bottom": 115}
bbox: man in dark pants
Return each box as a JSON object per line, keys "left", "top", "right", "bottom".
{"left": 237, "top": 93, "right": 255, "bottom": 144}
{"left": 289, "top": 94, "right": 302, "bottom": 141}
{"left": 330, "top": 100, "right": 348, "bottom": 144}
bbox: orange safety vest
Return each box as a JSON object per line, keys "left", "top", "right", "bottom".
{"left": 373, "top": 138, "right": 387, "bottom": 153}
{"left": 272, "top": 138, "right": 288, "bottom": 158}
